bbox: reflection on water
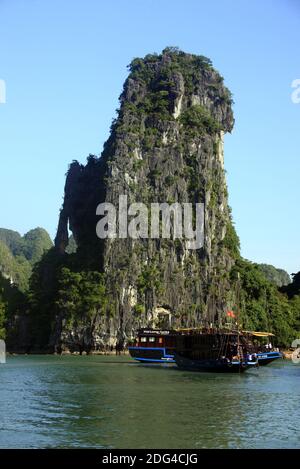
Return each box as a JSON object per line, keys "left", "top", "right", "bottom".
{"left": 0, "top": 356, "right": 299, "bottom": 448}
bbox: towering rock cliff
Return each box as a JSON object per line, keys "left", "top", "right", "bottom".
{"left": 53, "top": 47, "right": 239, "bottom": 351}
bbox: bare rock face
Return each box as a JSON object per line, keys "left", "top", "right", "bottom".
{"left": 54, "top": 48, "right": 238, "bottom": 350}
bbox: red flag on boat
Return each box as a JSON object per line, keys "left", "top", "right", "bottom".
{"left": 227, "top": 310, "right": 235, "bottom": 318}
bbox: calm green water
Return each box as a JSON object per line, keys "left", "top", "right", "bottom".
{"left": 0, "top": 355, "right": 299, "bottom": 449}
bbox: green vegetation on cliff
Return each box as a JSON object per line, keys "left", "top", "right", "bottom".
{"left": 28, "top": 248, "right": 107, "bottom": 352}
{"left": 231, "top": 259, "right": 298, "bottom": 346}
{"left": 180, "top": 104, "right": 222, "bottom": 136}
{"left": 0, "top": 271, "right": 27, "bottom": 342}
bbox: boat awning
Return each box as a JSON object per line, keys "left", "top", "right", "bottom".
{"left": 244, "top": 331, "right": 275, "bottom": 337}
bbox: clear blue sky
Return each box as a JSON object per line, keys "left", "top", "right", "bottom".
{"left": 0, "top": 0, "right": 299, "bottom": 274}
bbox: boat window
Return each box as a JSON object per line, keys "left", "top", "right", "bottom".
{"left": 141, "top": 337, "right": 147, "bottom": 343}
{"left": 158, "top": 338, "right": 163, "bottom": 344}
{"left": 149, "top": 337, "right": 155, "bottom": 342}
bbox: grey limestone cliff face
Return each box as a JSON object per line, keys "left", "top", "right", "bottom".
{"left": 54, "top": 48, "right": 237, "bottom": 350}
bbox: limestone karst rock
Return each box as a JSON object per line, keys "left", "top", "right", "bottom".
{"left": 53, "top": 48, "right": 239, "bottom": 350}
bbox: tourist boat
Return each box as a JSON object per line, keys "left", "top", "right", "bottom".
{"left": 244, "top": 331, "right": 283, "bottom": 365}
{"left": 128, "top": 327, "right": 258, "bottom": 372}
{"left": 174, "top": 328, "right": 258, "bottom": 373}
{"left": 128, "top": 328, "right": 178, "bottom": 363}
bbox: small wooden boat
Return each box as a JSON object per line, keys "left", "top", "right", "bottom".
{"left": 256, "top": 350, "right": 283, "bottom": 365}
{"left": 243, "top": 331, "right": 283, "bottom": 365}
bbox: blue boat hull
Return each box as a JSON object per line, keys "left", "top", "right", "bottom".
{"left": 257, "top": 351, "right": 282, "bottom": 365}
{"left": 128, "top": 346, "right": 175, "bottom": 363}
{"left": 128, "top": 346, "right": 262, "bottom": 371}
